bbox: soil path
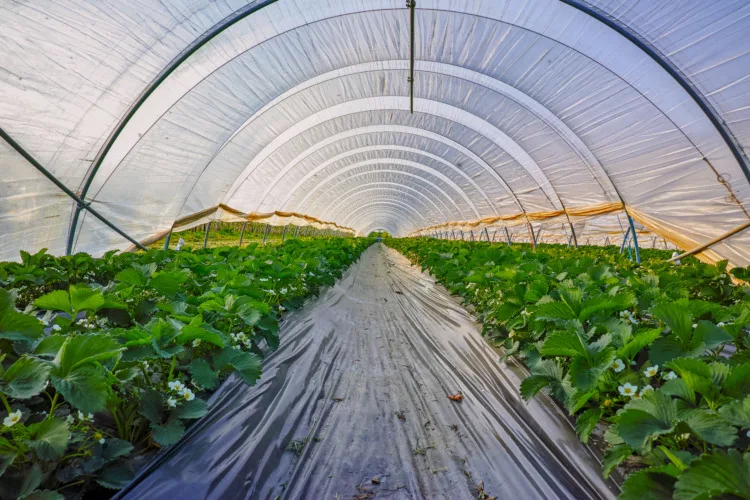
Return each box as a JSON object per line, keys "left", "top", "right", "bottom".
{"left": 120, "top": 243, "right": 618, "bottom": 499}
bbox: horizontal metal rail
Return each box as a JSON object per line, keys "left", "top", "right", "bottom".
{"left": 668, "top": 220, "right": 750, "bottom": 263}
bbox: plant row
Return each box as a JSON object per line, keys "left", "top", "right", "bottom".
{"left": 387, "top": 238, "right": 750, "bottom": 500}
{"left": 0, "top": 237, "right": 370, "bottom": 499}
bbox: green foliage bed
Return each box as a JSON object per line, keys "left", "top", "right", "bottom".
{"left": 0, "top": 238, "right": 370, "bottom": 498}
{"left": 387, "top": 238, "right": 750, "bottom": 500}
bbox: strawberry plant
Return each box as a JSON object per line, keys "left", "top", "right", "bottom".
{"left": 388, "top": 237, "right": 750, "bottom": 500}
{"left": 0, "top": 237, "right": 370, "bottom": 498}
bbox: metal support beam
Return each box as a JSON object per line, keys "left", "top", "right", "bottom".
{"left": 407, "top": 0, "right": 416, "bottom": 114}
{"left": 504, "top": 227, "right": 512, "bottom": 246}
{"left": 163, "top": 230, "right": 172, "bottom": 251}
{"left": 491, "top": 230, "right": 497, "bottom": 243}
{"left": 66, "top": 0, "right": 280, "bottom": 254}
{"left": 569, "top": 222, "right": 578, "bottom": 248}
{"left": 281, "top": 225, "right": 288, "bottom": 242}
{"left": 619, "top": 226, "right": 632, "bottom": 254}
{"left": 202, "top": 222, "right": 211, "bottom": 249}
{"left": 483, "top": 227, "right": 490, "bottom": 242}
{"left": 626, "top": 214, "right": 641, "bottom": 264}
{"left": 531, "top": 226, "right": 540, "bottom": 248}
{"left": 262, "top": 224, "right": 270, "bottom": 245}
{"left": 451, "top": 230, "right": 456, "bottom": 240}
{"left": 294, "top": 226, "right": 300, "bottom": 239}
{"left": 0, "top": 127, "right": 148, "bottom": 253}
{"left": 469, "top": 230, "right": 474, "bottom": 242}
{"left": 239, "top": 221, "right": 247, "bottom": 246}
{"left": 668, "top": 219, "right": 750, "bottom": 263}
{"left": 527, "top": 223, "right": 537, "bottom": 249}
{"left": 561, "top": 0, "right": 750, "bottom": 184}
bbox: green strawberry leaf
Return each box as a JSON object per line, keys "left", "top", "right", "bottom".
{"left": 25, "top": 418, "right": 70, "bottom": 460}
{"left": 674, "top": 450, "right": 750, "bottom": 500}
{"left": 2, "top": 356, "right": 51, "bottom": 399}
{"left": 0, "top": 289, "right": 43, "bottom": 342}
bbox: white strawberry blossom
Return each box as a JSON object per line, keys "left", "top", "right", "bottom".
{"left": 167, "top": 397, "right": 177, "bottom": 408}
{"left": 3, "top": 410, "right": 22, "bottom": 427}
{"left": 612, "top": 359, "right": 625, "bottom": 373}
{"left": 78, "top": 411, "right": 94, "bottom": 421}
{"left": 182, "top": 388, "right": 195, "bottom": 401}
{"left": 618, "top": 383, "right": 638, "bottom": 397}
{"left": 643, "top": 365, "right": 659, "bottom": 378}
{"left": 168, "top": 380, "right": 185, "bottom": 392}
{"left": 640, "top": 385, "right": 654, "bottom": 396}
{"left": 664, "top": 371, "right": 678, "bottom": 380}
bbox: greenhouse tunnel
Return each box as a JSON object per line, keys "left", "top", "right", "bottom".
{"left": 1, "top": 0, "right": 749, "bottom": 266}
{"left": 2, "top": 0, "right": 750, "bottom": 499}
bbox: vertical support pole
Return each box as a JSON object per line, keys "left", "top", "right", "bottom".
{"left": 239, "top": 221, "right": 247, "bottom": 246}
{"left": 262, "top": 223, "right": 270, "bottom": 245}
{"left": 531, "top": 225, "right": 540, "bottom": 248}
{"left": 407, "top": 0, "right": 416, "bottom": 114}
{"left": 294, "top": 226, "right": 300, "bottom": 239}
{"left": 451, "top": 229, "right": 456, "bottom": 240}
{"left": 163, "top": 230, "right": 172, "bottom": 251}
{"left": 491, "top": 230, "right": 497, "bottom": 243}
{"left": 504, "top": 226, "right": 511, "bottom": 246}
{"left": 484, "top": 227, "right": 490, "bottom": 242}
{"left": 469, "top": 230, "right": 474, "bottom": 242}
{"left": 569, "top": 222, "right": 578, "bottom": 248}
{"left": 626, "top": 214, "right": 641, "bottom": 264}
{"left": 527, "top": 223, "right": 537, "bottom": 249}
{"left": 202, "top": 222, "right": 211, "bottom": 249}
{"left": 281, "top": 225, "right": 288, "bottom": 242}
{"left": 460, "top": 230, "right": 464, "bottom": 240}
{"left": 619, "top": 226, "right": 632, "bottom": 254}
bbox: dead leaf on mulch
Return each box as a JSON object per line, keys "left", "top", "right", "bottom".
{"left": 447, "top": 391, "right": 464, "bottom": 402}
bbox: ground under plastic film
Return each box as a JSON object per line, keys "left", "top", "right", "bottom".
{"left": 118, "top": 243, "right": 618, "bottom": 499}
